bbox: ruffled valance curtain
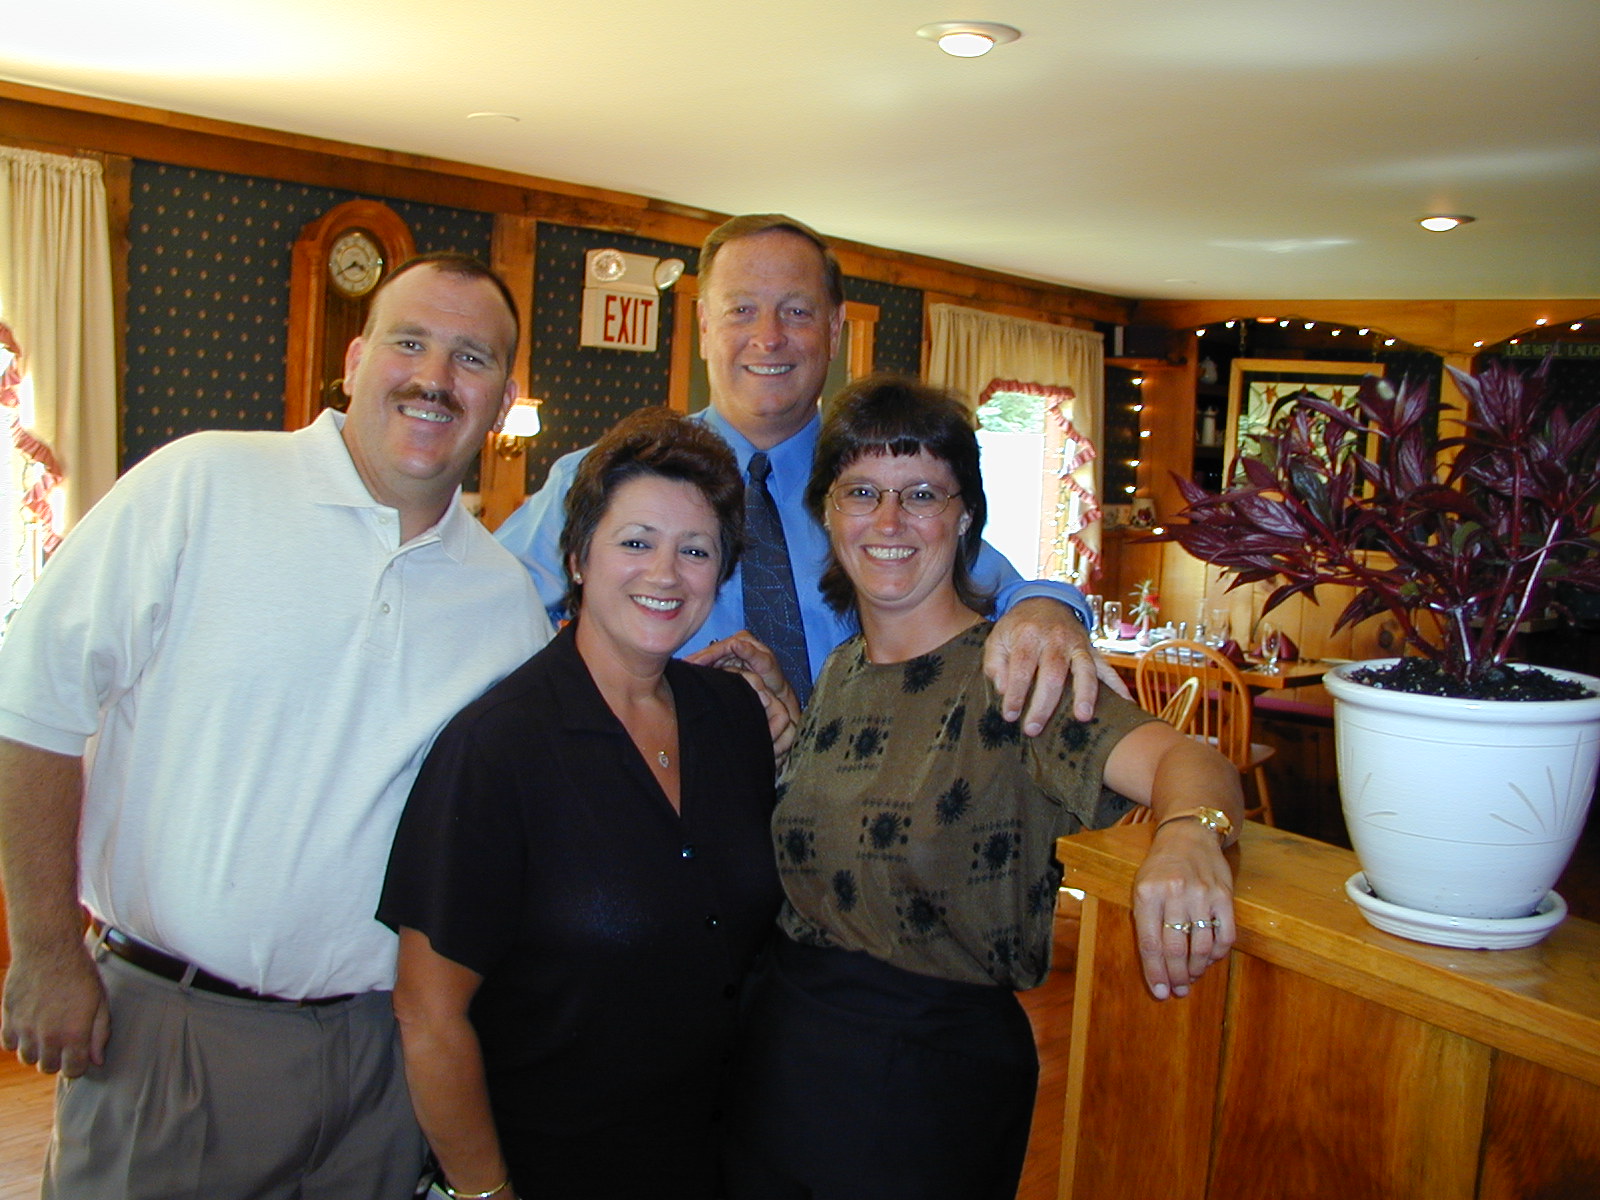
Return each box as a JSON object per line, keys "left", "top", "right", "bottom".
{"left": 927, "top": 303, "right": 1104, "bottom": 578}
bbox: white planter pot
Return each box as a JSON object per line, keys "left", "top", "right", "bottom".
{"left": 1324, "top": 661, "right": 1600, "bottom": 921}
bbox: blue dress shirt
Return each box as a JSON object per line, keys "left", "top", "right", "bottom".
{"left": 494, "top": 408, "right": 1088, "bottom": 685}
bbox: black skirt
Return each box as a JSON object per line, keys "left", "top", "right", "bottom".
{"left": 724, "top": 934, "right": 1038, "bottom": 1200}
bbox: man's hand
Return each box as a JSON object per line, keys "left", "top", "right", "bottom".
{"left": 986, "top": 597, "right": 1129, "bottom": 734}
{"left": 1, "top": 739, "right": 107, "bottom": 1075}
{"left": 1, "top": 939, "right": 110, "bottom": 1076}
{"left": 685, "top": 632, "right": 803, "bottom": 765}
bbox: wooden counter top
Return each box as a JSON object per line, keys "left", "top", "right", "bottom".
{"left": 1060, "top": 823, "right": 1600, "bottom": 1088}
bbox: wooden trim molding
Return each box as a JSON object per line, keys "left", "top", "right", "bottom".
{"left": 479, "top": 215, "right": 539, "bottom": 531}
{"left": 0, "top": 80, "right": 1131, "bottom": 325}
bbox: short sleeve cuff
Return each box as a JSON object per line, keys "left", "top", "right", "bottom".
{"left": 0, "top": 710, "right": 91, "bottom": 757}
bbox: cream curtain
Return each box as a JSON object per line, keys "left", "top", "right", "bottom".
{"left": 927, "top": 303, "right": 1104, "bottom": 578}
{"left": 0, "top": 147, "right": 118, "bottom": 533}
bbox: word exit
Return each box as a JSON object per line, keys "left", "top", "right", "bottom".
{"left": 581, "top": 288, "right": 659, "bottom": 352}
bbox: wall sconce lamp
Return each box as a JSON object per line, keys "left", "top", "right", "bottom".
{"left": 496, "top": 398, "right": 543, "bottom": 459}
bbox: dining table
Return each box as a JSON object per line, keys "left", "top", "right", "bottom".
{"left": 1090, "top": 637, "right": 1332, "bottom": 691}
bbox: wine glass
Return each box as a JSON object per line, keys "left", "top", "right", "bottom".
{"left": 1102, "top": 601, "right": 1123, "bottom": 640}
{"left": 1086, "top": 594, "right": 1104, "bottom": 639}
{"left": 1259, "top": 621, "right": 1282, "bottom": 673}
{"left": 1207, "top": 607, "right": 1230, "bottom": 648}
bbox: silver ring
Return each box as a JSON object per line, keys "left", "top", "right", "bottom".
{"left": 1163, "top": 920, "right": 1193, "bottom": 934}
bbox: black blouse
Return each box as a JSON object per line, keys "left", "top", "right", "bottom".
{"left": 380, "top": 621, "right": 781, "bottom": 1145}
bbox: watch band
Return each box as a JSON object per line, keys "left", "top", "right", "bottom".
{"left": 1155, "top": 805, "right": 1233, "bottom": 840}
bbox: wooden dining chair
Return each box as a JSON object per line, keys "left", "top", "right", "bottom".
{"left": 1156, "top": 675, "right": 1202, "bottom": 736}
{"left": 1134, "top": 639, "right": 1276, "bottom": 825}
{"left": 1112, "top": 676, "right": 1204, "bottom": 828}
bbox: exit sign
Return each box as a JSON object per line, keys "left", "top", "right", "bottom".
{"left": 580, "top": 288, "right": 660, "bottom": 352}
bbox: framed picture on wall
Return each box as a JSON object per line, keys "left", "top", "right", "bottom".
{"left": 1224, "top": 359, "right": 1386, "bottom": 485}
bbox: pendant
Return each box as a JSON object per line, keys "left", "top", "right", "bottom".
{"left": 657, "top": 750, "right": 670, "bottom": 769}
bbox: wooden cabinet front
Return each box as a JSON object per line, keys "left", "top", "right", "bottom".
{"left": 1056, "top": 825, "right": 1600, "bottom": 1200}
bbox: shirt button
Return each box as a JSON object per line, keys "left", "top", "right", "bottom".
{"left": 723, "top": 983, "right": 738, "bottom": 1000}
{"left": 704, "top": 915, "right": 719, "bottom": 929}
{"left": 680, "top": 844, "right": 696, "bottom": 859}
{"left": 380, "top": 603, "right": 392, "bottom": 614}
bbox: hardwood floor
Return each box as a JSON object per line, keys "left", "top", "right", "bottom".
{"left": 0, "top": 1052, "right": 51, "bottom": 1200}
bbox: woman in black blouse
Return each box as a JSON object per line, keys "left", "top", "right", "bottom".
{"left": 380, "top": 408, "right": 785, "bottom": 1200}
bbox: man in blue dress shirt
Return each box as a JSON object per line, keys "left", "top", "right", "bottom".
{"left": 495, "top": 214, "right": 1116, "bottom": 732}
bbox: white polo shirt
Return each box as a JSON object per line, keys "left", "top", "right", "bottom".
{"left": 0, "top": 411, "right": 552, "bottom": 998}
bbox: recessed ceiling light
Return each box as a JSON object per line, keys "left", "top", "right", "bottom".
{"left": 466, "top": 112, "right": 520, "bottom": 123}
{"left": 916, "top": 21, "right": 1021, "bottom": 57}
{"left": 1419, "top": 214, "right": 1474, "bottom": 232}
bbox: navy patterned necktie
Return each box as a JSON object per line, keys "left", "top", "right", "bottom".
{"left": 742, "top": 452, "right": 812, "bottom": 707}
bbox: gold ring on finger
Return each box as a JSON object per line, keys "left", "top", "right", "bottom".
{"left": 1164, "top": 920, "right": 1193, "bottom": 934}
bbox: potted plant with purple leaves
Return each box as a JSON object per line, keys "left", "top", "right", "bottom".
{"left": 1153, "top": 360, "right": 1600, "bottom": 946}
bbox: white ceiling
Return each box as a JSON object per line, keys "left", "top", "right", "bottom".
{"left": 5, "top": 0, "right": 1598, "bottom": 301}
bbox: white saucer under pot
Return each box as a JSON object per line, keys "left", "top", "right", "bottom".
{"left": 1325, "top": 661, "right": 1600, "bottom": 926}
{"left": 1345, "top": 872, "right": 1567, "bottom": 950}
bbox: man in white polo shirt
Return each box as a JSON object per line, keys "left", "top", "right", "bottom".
{"left": 0, "top": 254, "right": 552, "bottom": 1199}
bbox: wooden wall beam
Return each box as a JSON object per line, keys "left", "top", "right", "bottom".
{"left": 0, "top": 80, "right": 1132, "bottom": 323}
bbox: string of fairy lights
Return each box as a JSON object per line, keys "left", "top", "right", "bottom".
{"left": 1114, "top": 313, "right": 1597, "bottom": 533}
{"left": 1192, "top": 315, "right": 1593, "bottom": 357}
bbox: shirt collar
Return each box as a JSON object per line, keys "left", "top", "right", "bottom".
{"left": 300, "top": 408, "right": 475, "bottom": 561}
{"left": 697, "top": 406, "right": 821, "bottom": 494}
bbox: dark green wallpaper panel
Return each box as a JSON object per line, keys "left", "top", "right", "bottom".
{"left": 124, "top": 162, "right": 493, "bottom": 468}
{"left": 524, "top": 223, "right": 690, "bottom": 490}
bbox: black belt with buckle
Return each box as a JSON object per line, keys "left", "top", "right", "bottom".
{"left": 93, "top": 923, "right": 356, "bottom": 1007}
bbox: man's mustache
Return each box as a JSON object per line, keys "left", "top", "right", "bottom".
{"left": 392, "top": 384, "right": 462, "bottom": 415}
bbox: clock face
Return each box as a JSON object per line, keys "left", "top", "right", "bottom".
{"left": 328, "top": 230, "right": 385, "bottom": 298}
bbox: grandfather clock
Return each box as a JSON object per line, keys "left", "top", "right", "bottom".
{"left": 283, "top": 199, "right": 415, "bottom": 430}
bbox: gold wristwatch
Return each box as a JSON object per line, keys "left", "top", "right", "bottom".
{"left": 1155, "top": 806, "right": 1234, "bottom": 841}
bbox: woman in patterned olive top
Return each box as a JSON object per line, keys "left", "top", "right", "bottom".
{"left": 724, "top": 374, "right": 1242, "bottom": 1200}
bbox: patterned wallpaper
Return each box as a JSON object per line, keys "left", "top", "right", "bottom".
{"left": 121, "top": 163, "right": 928, "bottom": 499}
{"left": 523, "top": 223, "right": 689, "bottom": 491}
{"left": 521, "top": 225, "right": 926, "bottom": 491}
{"left": 848, "top": 276, "right": 923, "bottom": 376}
{"left": 124, "top": 162, "right": 493, "bottom": 468}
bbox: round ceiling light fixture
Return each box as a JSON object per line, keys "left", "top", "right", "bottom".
{"left": 916, "top": 21, "right": 1022, "bottom": 58}
{"left": 1419, "top": 214, "right": 1475, "bottom": 232}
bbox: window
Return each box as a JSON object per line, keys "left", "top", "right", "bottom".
{"left": 975, "top": 380, "right": 1099, "bottom": 584}
{"left": 1, "top": 328, "right": 61, "bottom": 630}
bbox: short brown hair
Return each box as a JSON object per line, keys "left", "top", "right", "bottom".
{"left": 806, "top": 373, "right": 991, "bottom": 618}
{"left": 697, "top": 214, "right": 845, "bottom": 309}
{"left": 366, "top": 253, "right": 521, "bottom": 359}
{"left": 561, "top": 407, "right": 744, "bottom": 615}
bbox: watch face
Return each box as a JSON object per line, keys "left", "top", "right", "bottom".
{"left": 328, "top": 230, "right": 384, "bottom": 298}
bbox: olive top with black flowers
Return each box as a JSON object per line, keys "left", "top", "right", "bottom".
{"left": 773, "top": 621, "right": 1155, "bottom": 990}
